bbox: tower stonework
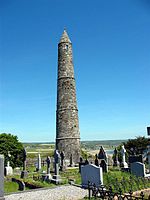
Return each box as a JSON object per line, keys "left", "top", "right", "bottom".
{"left": 56, "top": 30, "right": 80, "bottom": 164}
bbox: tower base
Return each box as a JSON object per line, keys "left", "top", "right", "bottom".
{"left": 56, "top": 138, "right": 80, "bottom": 164}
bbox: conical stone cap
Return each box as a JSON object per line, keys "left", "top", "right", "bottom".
{"left": 59, "top": 29, "right": 71, "bottom": 43}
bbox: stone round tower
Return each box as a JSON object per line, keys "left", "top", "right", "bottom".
{"left": 56, "top": 30, "right": 80, "bottom": 164}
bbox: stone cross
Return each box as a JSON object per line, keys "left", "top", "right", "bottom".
{"left": 0, "top": 155, "right": 5, "bottom": 200}
{"left": 5, "top": 161, "right": 13, "bottom": 176}
{"left": 121, "top": 145, "right": 128, "bottom": 168}
{"left": 21, "top": 148, "right": 28, "bottom": 179}
{"left": 52, "top": 150, "right": 61, "bottom": 184}
{"left": 54, "top": 150, "right": 60, "bottom": 175}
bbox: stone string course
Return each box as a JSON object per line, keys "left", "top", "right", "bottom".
{"left": 5, "top": 185, "right": 88, "bottom": 200}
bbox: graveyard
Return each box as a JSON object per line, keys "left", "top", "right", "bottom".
{"left": 0, "top": 137, "right": 150, "bottom": 199}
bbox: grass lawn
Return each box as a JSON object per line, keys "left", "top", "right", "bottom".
{"left": 4, "top": 181, "right": 19, "bottom": 193}
{"left": 4, "top": 167, "right": 150, "bottom": 194}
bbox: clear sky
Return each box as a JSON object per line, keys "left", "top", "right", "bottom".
{"left": 0, "top": 0, "right": 150, "bottom": 142}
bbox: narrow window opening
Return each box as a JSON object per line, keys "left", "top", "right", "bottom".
{"left": 66, "top": 45, "right": 68, "bottom": 51}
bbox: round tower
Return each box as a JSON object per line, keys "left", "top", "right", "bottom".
{"left": 56, "top": 30, "right": 80, "bottom": 164}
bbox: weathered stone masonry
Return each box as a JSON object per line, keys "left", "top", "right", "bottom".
{"left": 56, "top": 30, "right": 80, "bottom": 163}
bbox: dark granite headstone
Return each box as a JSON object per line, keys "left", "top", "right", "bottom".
{"left": 60, "top": 151, "right": 65, "bottom": 171}
{"left": 98, "top": 146, "right": 107, "bottom": 160}
{"left": 21, "top": 148, "right": 28, "bottom": 179}
{"left": 46, "top": 156, "right": 51, "bottom": 175}
{"left": 147, "top": 127, "right": 150, "bottom": 136}
{"left": 113, "top": 148, "right": 119, "bottom": 166}
{"left": 95, "top": 154, "right": 99, "bottom": 166}
{"left": 100, "top": 159, "right": 107, "bottom": 173}
{"left": 79, "top": 157, "right": 85, "bottom": 173}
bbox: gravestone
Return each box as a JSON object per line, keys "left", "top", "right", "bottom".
{"left": 0, "top": 155, "right": 5, "bottom": 200}
{"left": 98, "top": 146, "right": 107, "bottom": 160}
{"left": 81, "top": 164, "right": 103, "bottom": 188}
{"left": 113, "top": 148, "right": 119, "bottom": 166}
{"left": 21, "top": 148, "right": 28, "bottom": 179}
{"left": 69, "top": 154, "right": 73, "bottom": 167}
{"left": 5, "top": 161, "right": 13, "bottom": 176}
{"left": 148, "top": 153, "right": 150, "bottom": 172}
{"left": 95, "top": 154, "right": 99, "bottom": 166}
{"left": 100, "top": 159, "right": 108, "bottom": 173}
{"left": 37, "top": 154, "right": 41, "bottom": 171}
{"left": 79, "top": 157, "right": 84, "bottom": 173}
{"left": 46, "top": 156, "right": 52, "bottom": 180}
{"left": 130, "top": 162, "right": 146, "bottom": 177}
{"left": 121, "top": 145, "right": 128, "bottom": 168}
{"left": 60, "top": 151, "right": 65, "bottom": 171}
{"left": 52, "top": 150, "right": 61, "bottom": 184}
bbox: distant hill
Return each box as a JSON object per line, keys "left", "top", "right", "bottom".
{"left": 81, "top": 140, "right": 127, "bottom": 150}
{"left": 23, "top": 139, "right": 127, "bottom": 150}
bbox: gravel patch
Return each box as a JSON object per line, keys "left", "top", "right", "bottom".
{"left": 5, "top": 185, "right": 88, "bottom": 200}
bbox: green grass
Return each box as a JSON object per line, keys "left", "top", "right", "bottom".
{"left": 4, "top": 167, "right": 150, "bottom": 194}
{"left": 4, "top": 181, "right": 19, "bottom": 193}
{"left": 60, "top": 168, "right": 81, "bottom": 184}
{"left": 104, "top": 168, "right": 150, "bottom": 193}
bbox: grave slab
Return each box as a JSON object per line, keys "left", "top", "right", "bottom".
{"left": 81, "top": 164, "right": 103, "bottom": 188}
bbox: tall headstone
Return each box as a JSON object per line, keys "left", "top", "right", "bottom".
{"left": 121, "top": 145, "right": 128, "bottom": 168}
{"left": 56, "top": 30, "right": 80, "bottom": 164}
{"left": 45, "top": 156, "right": 51, "bottom": 180}
{"left": 100, "top": 159, "right": 108, "bottom": 173}
{"left": 113, "top": 148, "right": 119, "bottom": 166}
{"left": 147, "top": 145, "right": 150, "bottom": 172}
{"left": 37, "top": 154, "right": 41, "bottom": 171}
{"left": 21, "top": 148, "right": 28, "bottom": 179}
{"left": 60, "top": 151, "right": 65, "bottom": 171}
{"left": 98, "top": 146, "right": 107, "bottom": 160}
{"left": 52, "top": 150, "right": 61, "bottom": 184}
{"left": 0, "top": 155, "right": 5, "bottom": 200}
{"left": 95, "top": 154, "right": 99, "bottom": 166}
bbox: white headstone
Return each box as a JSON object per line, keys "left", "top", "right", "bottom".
{"left": 81, "top": 164, "right": 103, "bottom": 188}
{"left": 121, "top": 145, "right": 128, "bottom": 168}
{"left": 5, "top": 161, "right": 13, "bottom": 176}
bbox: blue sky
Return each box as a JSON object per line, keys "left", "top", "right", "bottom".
{"left": 0, "top": 0, "right": 150, "bottom": 142}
